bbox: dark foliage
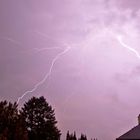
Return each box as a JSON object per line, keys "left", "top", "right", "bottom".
{"left": 0, "top": 96, "right": 94, "bottom": 140}
{"left": 0, "top": 101, "right": 28, "bottom": 140}
{"left": 78, "top": 134, "right": 87, "bottom": 140}
{"left": 66, "top": 131, "right": 77, "bottom": 140}
{"left": 21, "top": 96, "right": 61, "bottom": 140}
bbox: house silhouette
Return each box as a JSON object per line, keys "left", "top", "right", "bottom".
{"left": 116, "top": 115, "right": 140, "bottom": 140}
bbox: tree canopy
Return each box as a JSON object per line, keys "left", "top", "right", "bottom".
{"left": 0, "top": 96, "right": 94, "bottom": 140}
{"left": 21, "top": 96, "right": 61, "bottom": 140}
{"left": 0, "top": 101, "right": 28, "bottom": 140}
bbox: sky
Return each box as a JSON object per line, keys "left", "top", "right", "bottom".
{"left": 1, "top": 0, "right": 140, "bottom": 140}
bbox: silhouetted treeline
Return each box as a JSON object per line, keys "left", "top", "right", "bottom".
{"left": 66, "top": 131, "right": 97, "bottom": 140}
{"left": 0, "top": 96, "right": 60, "bottom": 140}
{"left": 66, "top": 131, "right": 87, "bottom": 140}
{"left": 0, "top": 96, "right": 96, "bottom": 140}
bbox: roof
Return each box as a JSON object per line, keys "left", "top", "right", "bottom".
{"left": 117, "top": 125, "right": 140, "bottom": 140}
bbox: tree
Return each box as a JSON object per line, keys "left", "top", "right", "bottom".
{"left": 0, "top": 100, "right": 28, "bottom": 140}
{"left": 66, "top": 131, "right": 70, "bottom": 140}
{"left": 78, "top": 134, "right": 87, "bottom": 140}
{"left": 21, "top": 96, "right": 61, "bottom": 140}
{"left": 0, "top": 101, "right": 18, "bottom": 140}
{"left": 14, "top": 115, "right": 28, "bottom": 140}
{"left": 66, "top": 131, "right": 77, "bottom": 140}
{"left": 73, "top": 131, "right": 77, "bottom": 140}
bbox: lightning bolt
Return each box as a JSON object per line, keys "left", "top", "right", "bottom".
{"left": 34, "top": 47, "right": 63, "bottom": 52}
{"left": 117, "top": 35, "right": 140, "bottom": 59}
{"left": 17, "top": 45, "right": 71, "bottom": 104}
{"left": 105, "top": 28, "right": 140, "bottom": 59}
{"left": 17, "top": 28, "right": 140, "bottom": 105}
{"left": 15, "top": 28, "right": 140, "bottom": 105}
{"left": 0, "top": 34, "right": 72, "bottom": 104}
{"left": 0, "top": 36, "right": 22, "bottom": 46}
{"left": 0, "top": 36, "right": 37, "bottom": 54}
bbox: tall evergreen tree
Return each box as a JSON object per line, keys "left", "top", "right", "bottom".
{"left": 78, "top": 134, "right": 87, "bottom": 140}
{"left": 21, "top": 96, "right": 61, "bottom": 140}
{"left": 73, "top": 132, "right": 77, "bottom": 140}
{"left": 0, "top": 101, "right": 18, "bottom": 140}
{"left": 66, "top": 131, "right": 77, "bottom": 140}
{"left": 0, "top": 100, "right": 28, "bottom": 140}
{"left": 66, "top": 131, "right": 70, "bottom": 140}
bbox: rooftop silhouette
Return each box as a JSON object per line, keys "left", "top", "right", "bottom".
{"left": 117, "top": 115, "right": 140, "bottom": 140}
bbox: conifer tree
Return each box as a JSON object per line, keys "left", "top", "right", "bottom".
{"left": 66, "top": 131, "right": 70, "bottom": 140}
{"left": 66, "top": 131, "right": 77, "bottom": 140}
{"left": 21, "top": 96, "right": 61, "bottom": 140}
{"left": 78, "top": 134, "right": 87, "bottom": 140}
{"left": 0, "top": 101, "right": 28, "bottom": 140}
{"left": 73, "top": 131, "right": 77, "bottom": 140}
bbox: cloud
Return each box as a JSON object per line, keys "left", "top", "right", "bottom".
{"left": 2, "top": 1, "right": 140, "bottom": 140}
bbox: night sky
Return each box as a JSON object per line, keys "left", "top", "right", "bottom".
{"left": 1, "top": 0, "right": 140, "bottom": 140}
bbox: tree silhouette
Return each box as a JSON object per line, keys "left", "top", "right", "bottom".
{"left": 66, "top": 131, "right": 77, "bottom": 140}
{"left": 66, "top": 131, "right": 70, "bottom": 140}
{"left": 73, "top": 132, "right": 77, "bottom": 140}
{"left": 78, "top": 134, "right": 87, "bottom": 140}
{"left": 0, "top": 97, "right": 93, "bottom": 140}
{"left": 14, "top": 115, "right": 28, "bottom": 140}
{"left": 21, "top": 96, "right": 61, "bottom": 140}
{"left": 0, "top": 100, "right": 28, "bottom": 140}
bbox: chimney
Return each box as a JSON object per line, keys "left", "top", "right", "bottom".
{"left": 138, "top": 114, "right": 140, "bottom": 125}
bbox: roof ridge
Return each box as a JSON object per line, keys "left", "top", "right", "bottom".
{"left": 117, "top": 125, "right": 140, "bottom": 140}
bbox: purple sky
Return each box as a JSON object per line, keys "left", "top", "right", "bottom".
{"left": 1, "top": 0, "right": 140, "bottom": 140}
